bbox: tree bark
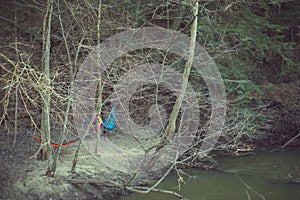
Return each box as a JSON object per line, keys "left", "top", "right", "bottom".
{"left": 157, "top": 0, "right": 199, "bottom": 150}
{"left": 95, "top": 0, "right": 103, "bottom": 154}
{"left": 40, "top": 0, "right": 53, "bottom": 175}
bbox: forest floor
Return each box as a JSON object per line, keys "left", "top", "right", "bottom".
{"left": 0, "top": 128, "right": 160, "bottom": 200}
{"left": 1, "top": 132, "right": 88, "bottom": 199}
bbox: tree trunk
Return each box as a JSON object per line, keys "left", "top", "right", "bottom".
{"left": 40, "top": 0, "right": 53, "bottom": 176}
{"left": 47, "top": 0, "right": 76, "bottom": 176}
{"left": 95, "top": 0, "right": 103, "bottom": 154}
{"left": 157, "top": 0, "right": 199, "bottom": 150}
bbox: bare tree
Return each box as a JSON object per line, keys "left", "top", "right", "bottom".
{"left": 40, "top": 0, "right": 54, "bottom": 176}
{"left": 157, "top": 0, "right": 199, "bottom": 150}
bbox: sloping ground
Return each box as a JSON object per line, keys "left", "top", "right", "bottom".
{"left": 0, "top": 129, "right": 124, "bottom": 199}
{"left": 258, "top": 81, "right": 300, "bottom": 147}
{"left": 0, "top": 126, "right": 168, "bottom": 200}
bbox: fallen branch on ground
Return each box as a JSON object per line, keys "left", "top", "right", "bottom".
{"left": 66, "top": 178, "right": 189, "bottom": 200}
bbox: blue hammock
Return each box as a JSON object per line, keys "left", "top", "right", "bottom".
{"left": 103, "top": 105, "right": 116, "bottom": 131}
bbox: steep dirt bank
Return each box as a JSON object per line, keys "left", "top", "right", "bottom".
{"left": 255, "top": 81, "right": 300, "bottom": 148}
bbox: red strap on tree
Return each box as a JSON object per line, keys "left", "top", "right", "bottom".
{"left": 31, "top": 135, "right": 80, "bottom": 148}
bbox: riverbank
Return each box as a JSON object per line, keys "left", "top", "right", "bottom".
{"left": 121, "top": 150, "right": 300, "bottom": 200}
{"left": 2, "top": 125, "right": 299, "bottom": 200}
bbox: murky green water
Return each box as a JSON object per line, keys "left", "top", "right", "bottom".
{"left": 120, "top": 151, "right": 300, "bottom": 200}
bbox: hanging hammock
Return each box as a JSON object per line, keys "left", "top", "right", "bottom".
{"left": 31, "top": 106, "right": 116, "bottom": 147}
{"left": 93, "top": 105, "right": 116, "bottom": 131}
{"left": 103, "top": 105, "right": 116, "bottom": 131}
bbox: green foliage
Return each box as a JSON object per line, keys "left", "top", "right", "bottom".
{"left": 216, "top": 63, "right": 263, "bottom": 107}
{"left": 193, "top": 0, "right": 300, "bottom": 111}
{"left": 193, "top": 1, "right": 300, "bottom": 144}
{"left": 197, "top": 1, "right": 299, "bottom": 83}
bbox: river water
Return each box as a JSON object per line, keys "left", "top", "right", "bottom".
{"left": 120, "top": 150, "right": 300, "bottom": 200}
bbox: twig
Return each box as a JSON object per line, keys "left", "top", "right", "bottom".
{"left": 126, "top": 186, "right": 188, "bottom": 199}
{"left": 281, "top": 132, "right": 300, "bottom": 149}
{"left": 235, "top": 173, "right": 266, "bottom": 200}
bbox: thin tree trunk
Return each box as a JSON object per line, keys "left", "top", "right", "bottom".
{"left": 12, "top": 3, "right": 18, "bottom": 149}
{"left": 157, "top": 0, "right": 199, "bottom": 150}
{"left": 95, "top": 0, "right": 103, "bottom": 154}
{"left": 47, "top": 1, "right": 76, "bottom": 176}
{"left": 40, "top": 0, "right": 53, "bottom": 176}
